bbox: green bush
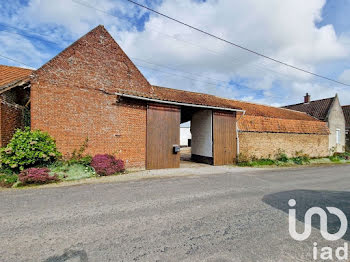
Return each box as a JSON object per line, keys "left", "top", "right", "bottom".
{"left": 290, "top": 155, "right": 310, "bottom": 165}
{"left": 0, "top": 166, "right": 14, "bottom": 176}
{"left": 67, "top": 155, "right": 92, "bottom": 166}
{"left": 0, "top": 128, "right": 61, "bottom": 171}
{"left": 329, "top": 155, "right": 341, "bottom": 162}
{"left": 238, "top": 158, "right": 276, "bottom": 167}
{"left": 276, "top": 150, "right": 289, "bottom": 163}
{"left": 333, "top": 152, "right": 350, "bottom": 160}
{"left": 0, "top": 174, "right": 18, "bottom": 188}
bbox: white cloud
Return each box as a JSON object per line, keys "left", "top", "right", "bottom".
{"left": 339, "top": 69, "right": 350, "bottom": 83}
{"left": 1, "top": 0, "right": 350, "bottom": 105}
{"left": 0, "top": 32, "right": 49, "bottom": 68}
{"left": 116, "top": 0, "right": 349, "bottom": 104}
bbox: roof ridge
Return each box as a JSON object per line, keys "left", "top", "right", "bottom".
{"left": 151, "top": 85, "right": 318, "bottom": 121}
{"left": 283, "top": 96, "right": 335, "bottom": 107}
{"left": 152, "top": 85, "right": 214, "bottom": 97}
{"left": 153, "top": 85, "right": 280, "bottom": 108}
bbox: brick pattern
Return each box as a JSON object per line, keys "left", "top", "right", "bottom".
{"left": 0, "top": 97, "right": 24, "bottom": 147}
{"left": 239, "top": 132, "right": 329, "bottom": 159}
{"left": 31, "top": 25, "right": 150, "bottom": 168}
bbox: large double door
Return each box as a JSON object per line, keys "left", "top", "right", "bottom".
{"left": 146, "top": 104, "right": 180, "bottom": 169}
{"left": 213, "top": 111, "right": 237, "bottom": 165}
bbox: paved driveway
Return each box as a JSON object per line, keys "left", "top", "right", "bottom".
{"left": 1, "top": 165, "right": 350, "bottom": 261}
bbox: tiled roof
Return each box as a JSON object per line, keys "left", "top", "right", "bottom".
{"left": 152, "top": 86, "right": 318, "bottom": 121}
{"left": 117, "top": 85, "right": 317, "bottom": 121}
{"left": 343, "top": 105, "right": 350, "bottom": 129}
{"left": 283, "top": 97, "right": 335, "bottom": 121}
{"left": 238, "top": 115, "right": 329, "bottom": 135}
{"left": 151, "top": 85, "right": 242, "bottom": 111}
{"left": 117, "top": 85, "right": 328, "bottom": 134}
{"left": 0, "top": 65, "right": 33, "bottom": 92}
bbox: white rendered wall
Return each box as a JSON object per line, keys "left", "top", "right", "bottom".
{"left": 191, "top": 110, "right": 213, "bottom": 157}
{"left": 180, "top": 127, "right": 192, "bottom": 146}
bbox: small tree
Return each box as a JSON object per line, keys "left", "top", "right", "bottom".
{"left": 0, "top": 127, "right": 61, "bottom": 171}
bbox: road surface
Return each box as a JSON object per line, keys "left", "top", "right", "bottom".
{"left": 1, "top": 165, "right": 350, "bottom": 261}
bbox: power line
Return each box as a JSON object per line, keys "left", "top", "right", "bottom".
{"left": 70, "top": 0, "right": 321, "bottom": 87}
{"left": 131, "top": 57, "right": 233, "bottom": 85}
{"left": 125, "top": 0, "right": 350, "bottom": 87}
{"left": 0, "top": 54, "right": 35, "bottom": 68}
{"left": 0, "top": 23, "right": 257, "bottom": 93}
{"left": 135, "top": 63, "right": 288, "bottom": 100}
{"left": 0, "top": 23, "right": 291, "bottom": 99}
{"left": 70, "top": 0, "right": 347, "bottom": 87}
{"left": 0, "top": 23, "right": 59, "bottom": 46}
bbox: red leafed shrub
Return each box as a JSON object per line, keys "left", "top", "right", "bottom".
{"left": 19, "top": 168, "right": 59, "bottom": 184}
{"left": 91, "top": 154, "right": 125, "bottom": 176}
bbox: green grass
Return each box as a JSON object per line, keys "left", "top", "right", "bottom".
{"left": 238, "top": 159, "right": 277, "bottom": 167}
{"left": 238, "top": 156, "right": 350, "bottom": 168}
{"left": 48, "top": 163, "right": 96, "bottom": 181}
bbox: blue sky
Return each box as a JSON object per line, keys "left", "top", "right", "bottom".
{"left": 1, "top": 0, "right": 350, "bottom": 106}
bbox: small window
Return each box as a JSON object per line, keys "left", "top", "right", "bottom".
{"left": 336, "top": 129, "right": 341, "bottom": 144}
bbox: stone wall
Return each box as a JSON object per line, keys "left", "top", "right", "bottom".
{"left": 238, "top": 132, "right": 329, "bottom": 160}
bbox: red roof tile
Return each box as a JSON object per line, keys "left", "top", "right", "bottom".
{"left": 117, "top": 85, "right": 317, "bottom": 121}
{"left": 117, "top": 85, "right": 328, "bottom": 134}
{"left": 238, "top": 115, "right": 329, "bottom": 135}
{"left": 152, "top": 86, "right": 318, "bottom": 121}
{"left": 0, "top": 65, "right": 33, "bottom": 91}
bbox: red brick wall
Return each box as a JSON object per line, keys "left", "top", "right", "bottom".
{"left": 0, "top": 98, "right": 24, "bottom": 147}
{"left": 31, "top": 25, "right": 151, "bottom": 168}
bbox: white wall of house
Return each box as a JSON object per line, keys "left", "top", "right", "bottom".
{"left": 327, "top": 96, "right": 346, "bottom": 153}
{"left": 180, "top": 127, "right": 191, "bottom": 146}
{"left": 191, "top": 110, "right": 213, "bottom": 157}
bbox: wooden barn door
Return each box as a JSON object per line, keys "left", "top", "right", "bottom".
{"left": 213, "top": 111, "right": 237, "bottom": 165}
{"left": 146, "top": 104, "right": 180, "bottom": 169}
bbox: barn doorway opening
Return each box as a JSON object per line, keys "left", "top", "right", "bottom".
{"left": 180, "top": 121, "right": 191, "bottom": 161}
{"left": 180, "top": 107, "right": 213, "bottom": 165}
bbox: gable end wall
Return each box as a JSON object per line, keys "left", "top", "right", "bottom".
{"left": 31, "top": 26, "right": 149, "bottom": 168}
{"left": 327, "top": 97, "right": 346, "bottom": 153}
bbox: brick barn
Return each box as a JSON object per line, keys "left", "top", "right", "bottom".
{"left": 0, "top": 25, "right": 330, "bottom": 169}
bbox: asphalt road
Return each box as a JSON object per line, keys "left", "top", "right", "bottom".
{"left": 1, "top": 165, "right": 350, "bottom": 262}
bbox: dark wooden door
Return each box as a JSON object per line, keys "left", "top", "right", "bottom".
{"left": 146, "top": 104, "right": 180, "bottom": 169}
{"left": 213, "top": 111, "right": 236, "bottom": 165}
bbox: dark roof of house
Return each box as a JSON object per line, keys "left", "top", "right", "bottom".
{"left": 343, "top": 105, "right": 350, "bottom": 129}
{"left": 282, "top": 97, "right": 335, "bottom": 121}
{"left": 0, "top": 65, "right": 33, "bottom": 92}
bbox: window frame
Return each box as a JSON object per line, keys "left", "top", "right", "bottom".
{"left": 336, "top": 129, "right": 341, "bottom": 144}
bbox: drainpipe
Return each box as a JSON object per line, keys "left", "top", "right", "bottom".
{"left": 235, "top": 110, "right": 246, "bottom": 162}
